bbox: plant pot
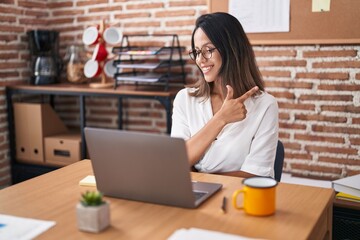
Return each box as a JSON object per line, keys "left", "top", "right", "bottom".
{"left": 76, "top": 202, "right": 110, "bottom": 233}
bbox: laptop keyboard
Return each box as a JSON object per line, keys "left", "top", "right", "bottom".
{"left": 193, "top": 191, "right": 207, "bottom": 200}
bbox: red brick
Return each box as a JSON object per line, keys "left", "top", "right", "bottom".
{"left": 350, "top": 137, "right": 360, "bottom": 145}
{"left": 278, "top": 102, "right": 315, "bottom": 111}
{"left": 305, "top": 145, "right": 358, "bottom": 155}
{"left": 24, "top": 9, "right": 49, "bottom": 17}
{"left": 321, "top": 105, "right": 360, "bottom": 113}
{"left": 318, "top": 84, "right": 360, "bottom": 91}
{"left": 76, "top": 0, "right": 108, "bottom": 7}
{"left": 0, "top": 72, "right": 19, "bottom": 78}
{"left": 278, "top": 112, "right": 290, "bottom": 120}
{"left": 0, "top": 62, "right": 27, "bottom": 70}
{"left": 0, "top": 25, "right": 24, "bottom": 33}
{"left": 356, "top": 73, "right": 360, "bottom": 80}
{"left": 299, "top": 94, "right": 352, "bottom": 102}
{"left": 114, "top": 12, "right": 151, "bottom": 19}
{"left": 303, "top": 50, "right": 357, "bottom": 58}
{"left": 169, "top": 0, "right": 207, "bottom": 7}
{"left": 53, "top": 10, "right": 85, "bottom": 16}
{"left": 254, "top": 50, "right": 297, "bottom": 57}
{"left": 291, "top": 163, "right": 342, "bottom": 175}
{"left": 353, "top": 118, "right": 360, "bottom": 124}
{"left": 296, "top": 72, "right": 349, "bottom": 80}
{"left": 257, "top": 60, "right": 306, "bottom": 67}
{"left": 312, "top": 125, "right": 360, "bottom": 135}
{"left": 268, "top": 91, "right": 295, "bottom": 99}
{"left": 18, "top": 0, "right": 46, "bottom": 8}
{"left": 89, "top": 6, "right": 123, "bottom": 13}
{"left": 265, "top": 81, "right": 313, "bottom": 89}
{"left": 47, "top": 1, "right": 73, "bottom": 8}
{"left": 127, "top": 3, "right": 164, "bottom": 10}
{"left": 0, "top": 15, "right": 16, "bottom": 23}
{"left": 125, "top": 21, "right": 161, "bottom": 28}
{"left": 295, "top": 114, "right": 347, "bottom": 123}
{"left": 48, "top": 18, "right": 74, "bottom": 25}
{"left": 346, "top": 170, "right": 360, "bottom": 176}
{"left": 260, "top": 70, "right": 291, "bottom": 78}
{"left": 285, "top": 152, "right": 312, "bottom": 160}
{"left": 283, "top": 142, "right": 302, "bottom": 150}
{"left": 279, "top": 132, "right": 290, "bottom": 139}
{"left": 19, "top": 18, "right": 48, "bottom": 25}
{"left": 313, "top": 61, "right": 360, "bottom": 68}
{"left": 166, "top": 19, "right": 195, "bottom": 27}
{"left": 0, "top": 6, "right": 21, "bottom": 15}
{"left": 155, "top": 9, "right": 196, "bottom": 18}
{"left": 319, "top": 156, "right": 360, "bottom": 166}
{"left": 0, "top": 35, "right": 17, "bottom": 42}
{"left": 294, "top": 133, "right": 344, "bottom": 144}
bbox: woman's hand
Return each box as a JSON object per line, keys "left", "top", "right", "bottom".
{"left": 215, "top": 85, "right": 259, "bottom": 124}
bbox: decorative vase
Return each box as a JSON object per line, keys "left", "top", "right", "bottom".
{"left": 76, "top": 202, "right": 110, "bottom": 233}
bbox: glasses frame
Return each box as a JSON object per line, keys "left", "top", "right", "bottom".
{"left": 189, "top": 46, "right": 217, "bottom": 61}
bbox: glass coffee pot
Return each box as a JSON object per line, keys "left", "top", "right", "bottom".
{"left": 65, "top": 45, "right": 87, "bottom": 83}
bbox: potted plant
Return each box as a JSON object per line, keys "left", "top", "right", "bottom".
{"left": 76, "top": 190, "right": 110, "bottom": 233}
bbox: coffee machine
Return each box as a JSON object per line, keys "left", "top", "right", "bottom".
{"left": 27, "top": 30, "right": 62, "bottom": 85}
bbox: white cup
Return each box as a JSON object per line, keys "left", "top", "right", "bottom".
{"left": 82, "top": 26, "right": 100, "bottom": 46}
{"left": 84, "top": 59, "right": 102, "bottom": 78}
{"left": 103, "top": 27, "right": 122, "bottom": 45}
{"left": 103, "top": 59, "right": 118, "bottom": 77}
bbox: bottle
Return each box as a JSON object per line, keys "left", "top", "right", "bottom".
{"left": 65, "top": 45, "right": 87, "bottom": 83}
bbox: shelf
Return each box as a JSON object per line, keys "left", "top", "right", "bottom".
{"left": 114, "top": 60, "right": 185, "bottom": 70}
{"left": 115, "top": 72, "right": 184, "bottom": 83}
{"left": 112, "top": 46, "right": 185, "bottom": 56}
{"left": 112, "top": 34, "right": 186, "bottom": 90}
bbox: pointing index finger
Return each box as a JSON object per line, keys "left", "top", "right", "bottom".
{"left": 238, "top": 86, "right": 259, "bottom": 103}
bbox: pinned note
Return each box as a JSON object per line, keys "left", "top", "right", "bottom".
{"left": 79, "top": 175, "right": 96, "bottom": 187}
{"left": 312, "top": 0, "right": 331, "bottom": 12}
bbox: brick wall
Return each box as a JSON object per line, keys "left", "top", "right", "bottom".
{"left": 0, "top": 0, "right": 359, "bottom": 188}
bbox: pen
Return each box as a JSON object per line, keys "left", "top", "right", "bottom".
{"left": 221, "top": 196, "right": 227, "bottom": 214}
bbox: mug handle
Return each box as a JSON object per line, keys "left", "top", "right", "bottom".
{"left": 232, "top": 189, "right": 245, "bottom": 210}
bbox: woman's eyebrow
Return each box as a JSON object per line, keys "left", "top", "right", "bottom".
{"left": 195, "top": 42, "right": 214, "bottom": 49}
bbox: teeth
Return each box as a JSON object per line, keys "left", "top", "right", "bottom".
{"left": 202, "top": 66, "right": 211, "bottom": 73}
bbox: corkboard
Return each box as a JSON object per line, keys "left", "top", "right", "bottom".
{"left": 208, "top": 0, "right": 360, "bottom": 45}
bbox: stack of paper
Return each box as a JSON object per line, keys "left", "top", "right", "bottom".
{"left": 0, "top": 214, "right": 55, "bottom": 240}
{"left": 167, "top": 228, "right": 264, "bottom": 240}
{"left": 332, "top": 174, "right": 360, "bottom": 198}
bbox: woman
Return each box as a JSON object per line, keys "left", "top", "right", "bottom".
{"left": 171, "top": 12, "right": 279, "bottom": 178}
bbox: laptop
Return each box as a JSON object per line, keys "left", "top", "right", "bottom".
{"left": 84, "top": 127, "right": 222, "bottom": 208}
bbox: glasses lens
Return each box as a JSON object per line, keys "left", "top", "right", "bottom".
{"left": 189, "top": 50, "right": 197, "bottom": 61}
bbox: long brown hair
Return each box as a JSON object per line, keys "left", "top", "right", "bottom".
{"left": 189, "top": 12, "right": 264, "bottom": 99}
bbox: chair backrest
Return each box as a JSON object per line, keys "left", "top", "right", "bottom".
{"left": 274, "top": 140, "right": 285, "bottom": 182}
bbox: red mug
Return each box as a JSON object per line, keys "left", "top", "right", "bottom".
{"left": 84, "top": 59, "right": 102, "bottom": 78}
{"left": 92, "top": 43, "right": 108, "bottom": 61}
{"left": 82, "top": 26, "right": 100, "bottom": 46}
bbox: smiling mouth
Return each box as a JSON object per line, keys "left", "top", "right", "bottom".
{"left": 201, "top": 66, "right": 212, "bottom": 74}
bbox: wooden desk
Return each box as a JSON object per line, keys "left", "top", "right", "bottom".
{"left": 0, "top": 160, "right": 334, "bottom": 240}
{"left": 6, "top": 83, "right": 181, "bottom": 183}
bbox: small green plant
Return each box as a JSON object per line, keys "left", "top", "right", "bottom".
{"left": 80, "top": 191, "right": 105, "bottom": 206}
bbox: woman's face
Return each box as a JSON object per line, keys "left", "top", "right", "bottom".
{"left": 193, "top": 28, "right": 222, "bottom": 83}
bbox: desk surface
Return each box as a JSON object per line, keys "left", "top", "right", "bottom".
{"left": 0, "top": 161, "right": 334, "bottom": 240}
{"left": 6, "top": 83, "right": 182, "bottom": 97}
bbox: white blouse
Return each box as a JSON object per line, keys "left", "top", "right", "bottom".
{"left": 171, "top": 88, "right": 279, "bottom": 177}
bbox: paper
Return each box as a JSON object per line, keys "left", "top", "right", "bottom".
{"left": 312, "top": 0, "right": 331, "bottom": 12}
{"left": 229, "top": 0, "right": 290, "bottom": 33}
{"left": 332, "top": 174, "right": 360, "bottom": 198}
{"left": 0, "top": 214, "right": 55, "bottom": 240}
{"left": 79, "top": 175, "right": 97, "bottom": 187}
{"left": 168, "top": 228, "right": 265, "bottom": 240}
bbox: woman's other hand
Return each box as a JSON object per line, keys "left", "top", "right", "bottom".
{"left": 215, "top": 85, "right": 259, "bottom": 125}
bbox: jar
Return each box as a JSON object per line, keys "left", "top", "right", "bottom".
{"left": 65, "top": 45, "right": 87, "bottom": 83}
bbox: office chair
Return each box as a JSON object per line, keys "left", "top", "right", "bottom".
{"left": 274, "top": 140, "right": 285, "bottom": 182}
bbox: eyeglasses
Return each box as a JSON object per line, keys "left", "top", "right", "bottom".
{"left": 189, "top": 46, "right": 217, "bottom": 61}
